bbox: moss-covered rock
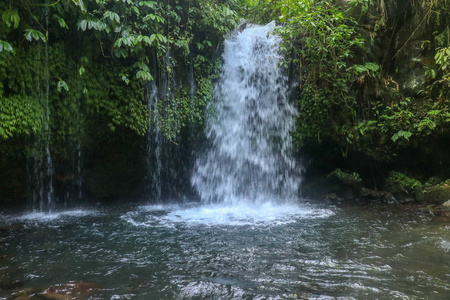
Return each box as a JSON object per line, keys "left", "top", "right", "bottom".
{"left": 418, "top": 181, "right": 450, "bottom": 205}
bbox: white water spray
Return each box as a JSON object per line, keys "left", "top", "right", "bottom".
{"left": 192, "top": 22, "right": 300, "bottom": 205}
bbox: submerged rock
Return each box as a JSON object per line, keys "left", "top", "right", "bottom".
{"left": 0, "top": 277, "right": 24, "bottom": 291}
{"left": 0, "top": 223, "right": 26, "bottom": 233}
{"left": 39, "top": 282, "right": 103, "bottom": 300}
{"left": 7, "top": 288, "right": 35, "bottom": 300}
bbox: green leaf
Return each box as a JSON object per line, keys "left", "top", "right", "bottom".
{"left": 78, "top": 19, "right": 87, "bottom": 31}
{"left": 2, "top": 10, "right": 20, "bottom": 29}
{"left": 24, "top": 29, "right": 47, "bottom": 42}
{"left": 57, "top": 80, "right": 69, "bottom": 92}
{"left": 136, "top": 70, "right": 153, "bottom": 81}
{"left": 139, "top": 1, "right": 157, "bottom": 8}
{"left": 391, "top": 130, "right": 412, "bottom": 142}
{"left": 79, "top": 66, "right": 85, "bottom": 76}
{"left": 143, "top": 35, "right": 152, "bottom": 46}
{"left": 54, "top": 15, "right": 68, "bottom": 29}
{"left": 131, "top": 6, "right": 140, "bottom": 15}
{"left": 0, "top": 41, "right": 14, "bottom": 53}
{"left": 114, "top": 37, "right": 123, "bottom": 48}
{"left": 156, "top": 34, "right": 167, "bottom": 44}
{"left": 149, "top": 34, "right": 156, "bottom": 44}
{"left": 119, "top": 73, "right": 130, "bottom": 85}
{"left": 104, "top": 11, "right": 120, "bottom": 23}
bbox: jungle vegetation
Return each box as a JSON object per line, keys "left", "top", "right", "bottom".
{"left": 1, "top": 0, "right": 449, "bottom": 203}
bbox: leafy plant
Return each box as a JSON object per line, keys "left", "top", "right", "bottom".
{"left": 385, "top": 171, "right": 422, "bottom": 195}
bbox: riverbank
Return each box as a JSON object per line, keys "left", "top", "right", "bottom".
{"left": 302, "top": 168, "right": 450, "bottom": 221}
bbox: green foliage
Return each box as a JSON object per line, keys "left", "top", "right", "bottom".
{"left": 156, "top": 57, "right": 222, "bottom": 142}
{"left": 385, "top": 171, "right": 422, "bottom": 195}
{"left": 265, "top": 0, "right": 450, "bottom": 169}
{"left": 329, "top": 168, "right": 362, "bottom": 186}
{"left": 274, "top": 2, "right": 365, "bottom": 152}
{"left": 237, "top": 0, "right": 314, "bottom": 24}
{"left": 0, "top": 96, "right": 43, "bottom": 139}
{"left": 24, "top": 29, "right": 47, "bottom": 42}
{"left": 0, "top": 0, "right": 238, "bottom": 155}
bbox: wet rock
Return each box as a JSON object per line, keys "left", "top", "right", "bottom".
{"left": 0, "top": 254, "right": 13, "bottom": 263}
{"left": 0, "top": 223, "right": 26, "bottom": 233}
{"left": 434, "top": 215, "right": 450, "bottom": 222}
{"left": 0, "top": 278, "right": 24, "bottom": 291}
{"left": 440, "top": 200, "right": 450, "bottom": 211}
{"left": 433, "top": 200, "right": 450, "bottom": 220}
{"left": 383, "top": 193, "right": 398, "bottom": 205}
{"left": 417, "top": 185, "right": 450, "bottom": 205}
{"left": 417, "top": 205, "right": 436, "bottom": 215}
{"left": 360, "top": 187, "right": 385, "bottom": 200}
{"left": 324, "top": 193, "right": 342, "bottom": 202}
{"left": 39, "top": 282, "right": 103, "bottom": 300}
{"left": 7, "top": 288, "right": 35, "bottom": 300}
{"left": 399, "top": 197, "right": 415, "bottom": 204}
{"left": 0, "top": 225, "right": 10, "bottom": 233}
{"left": 340, "top": 188, "right": 354, "bottom": 200}
{"left": 238, "top": 23, "right": 247, "bottom": 33}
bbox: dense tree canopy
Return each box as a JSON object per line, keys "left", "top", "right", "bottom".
{"left": 0, "top": 0, "right": 238, "bottom": 143}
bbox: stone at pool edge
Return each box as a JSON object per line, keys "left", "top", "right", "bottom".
{"left": 438, "top": 200, "right": 450, "bottom": 212}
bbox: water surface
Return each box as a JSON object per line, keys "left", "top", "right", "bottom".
{"left": 1, "top": 201, "right": 449, "bottom": 299}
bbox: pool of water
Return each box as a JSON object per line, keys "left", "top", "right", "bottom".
{"left": 1, "top": 201, "right": 449, "bottom": 299}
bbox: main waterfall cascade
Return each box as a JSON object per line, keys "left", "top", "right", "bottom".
{"left": 192, "top": 22, "right": 300, "bottom": 205}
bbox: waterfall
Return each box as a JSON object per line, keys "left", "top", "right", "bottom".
{"left": 192, "top": 22, "right": 300, "bottom": 205}
{"left": 28, "top": 11, "right": 55, "bottom": 212}
{"left": 146, "top": 79, "right": 162, "bottom": 201}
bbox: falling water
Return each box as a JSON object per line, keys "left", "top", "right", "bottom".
{"left": 43, "top": 9, "right": 54, "bottom": 210}
{"left": 192, "top": 22, "right": 300, "bottom": 205}
{"left": 28, "top": 10, "right": 54, "bottom": 212}
{"left": 146, "top": 79, "right": 162, "bottom": 201}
